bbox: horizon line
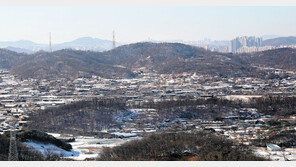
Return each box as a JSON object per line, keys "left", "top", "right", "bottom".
{"left": 0, "top": 35, "right": 295, "bottom": 45}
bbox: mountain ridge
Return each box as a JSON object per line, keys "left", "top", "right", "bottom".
{"left": 0, "top": 42, "right": 295, "bottom": 79}
{"left": 263, "top": 36, "right": 296, "bottom": 46}
{"left": 0, "top": 37, "right": 123, "bottom": 53}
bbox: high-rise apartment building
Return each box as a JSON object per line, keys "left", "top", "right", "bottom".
{"left": 229, "top": 36, "right": 262, "bottom": 52}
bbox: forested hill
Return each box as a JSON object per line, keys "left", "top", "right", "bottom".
{"left": 249, "top": 48, "right": 296, "bottom": 71}
{"left": 10, "top": 49, "right": 133, "bottom": 79}
{"left": 0, "top": 42, "right": 295, "bottom": 79}
{"left": 103, "top": 42, "right": 261, "bottom": 77}
{"left": 0, "top": 49, "right": 26, "bottom": 69}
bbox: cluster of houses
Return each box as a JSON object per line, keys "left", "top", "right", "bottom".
{"left": 0, "top": 67, "right": 295, "bottom": 131}
{"left": 0, "top": 67, "right": 296, "bottom": 160}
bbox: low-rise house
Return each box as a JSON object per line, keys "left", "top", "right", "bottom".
{"left": 267, "top": 144, "right": 281, "bottom": 151}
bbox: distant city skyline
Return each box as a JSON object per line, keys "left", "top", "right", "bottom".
{"left": 0, "top": 7, "right": 296, "bottom": 44}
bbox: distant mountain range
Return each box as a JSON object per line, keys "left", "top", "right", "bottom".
{"left": 1, "top": 42, "right": 296, "bottom": 80}
{"left": 0, "top": 37, "right": 123, "bottom": 53}
{"left": 1, "top": 36, "right": 296, "bottom": 54}
{"left": 262, "top": 36, "right": 296, "bottom": 47}
{"left": 261, "top": 35, "right": 280, "bottom": 40}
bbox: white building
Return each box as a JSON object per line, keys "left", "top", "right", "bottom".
{"left": 267, "top": 143, "right": 281, "bottom": 151}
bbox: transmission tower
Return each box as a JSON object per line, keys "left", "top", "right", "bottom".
{"left": 112, "top": 31, "right": 116, "bottom": 49}
{"left": 49, "top": 32, "right": 52, "bottom": 52}
{"left": 8, "top": 130, "right": 18, "bottom": 161}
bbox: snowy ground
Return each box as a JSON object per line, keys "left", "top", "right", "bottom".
{"left": 0, "top": 77, "right": 18, "bottom": 86}
{"left": 115, "top": 108, "right": 156, "bottom": 123}
{"left": 24, "top": 134, "right": 141, "bottom": 161}
{"left": 224, "top": 95, "right": 262, "bottom": 102}
{"left": 24, "top": 141, "right": 79, "bottom": 157}
{"left": 253, "top": 147, "right": 296, "bottom": 161}
{"left": 68, "top": 136, "right": 141, "bottom": 160}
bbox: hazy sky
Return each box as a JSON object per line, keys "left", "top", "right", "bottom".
{"left": 0, "top": 6, "right": 295, "bottom": 43}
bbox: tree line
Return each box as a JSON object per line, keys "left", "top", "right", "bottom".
{"left": 97, "top": 131, "right": 267, "bottom": 161}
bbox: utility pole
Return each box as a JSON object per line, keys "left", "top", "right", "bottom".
{"left": 282, "top": 147, "right": 287, "bottom": 161}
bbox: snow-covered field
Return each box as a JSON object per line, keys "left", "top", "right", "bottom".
{"left": 24, "top": 134, "right": 141, "bottom": 161}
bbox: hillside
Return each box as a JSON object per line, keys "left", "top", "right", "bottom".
{"left": 0, "top": 42, "right": 296, "bottom": 79}
{"left": 263, "top": 36, "right": 296, "bottom": 46}
{"left": 27, "top": 98, "right": 126, "bottom": 136}
{"left": 10, "top": 49, "right": 133, "bottom": 79}
{"left": 97, "top": 132, "right": 267, "bottom": 161}
{"left": 0, "top": 49, "right": 25, "bottom": 69}
{"left": 16, "top": 130, "right": 72, "bottom": 151}
{"left": 0, "top": 130, "right": 73, "bottom": 161}
{"left": 4, "top": 46, "right": 34, "bottom": 54}
{"left": 53, "top": 37, "right": 122, "bottom": 51}
{"left": 0, "top": 133, "right": 43, "bottom": 161}
{"left": 241, "top": 48, "right": 296, "bottom": 71}
{"left": 103, "top": 42, "right": 264, "bottom": 77}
